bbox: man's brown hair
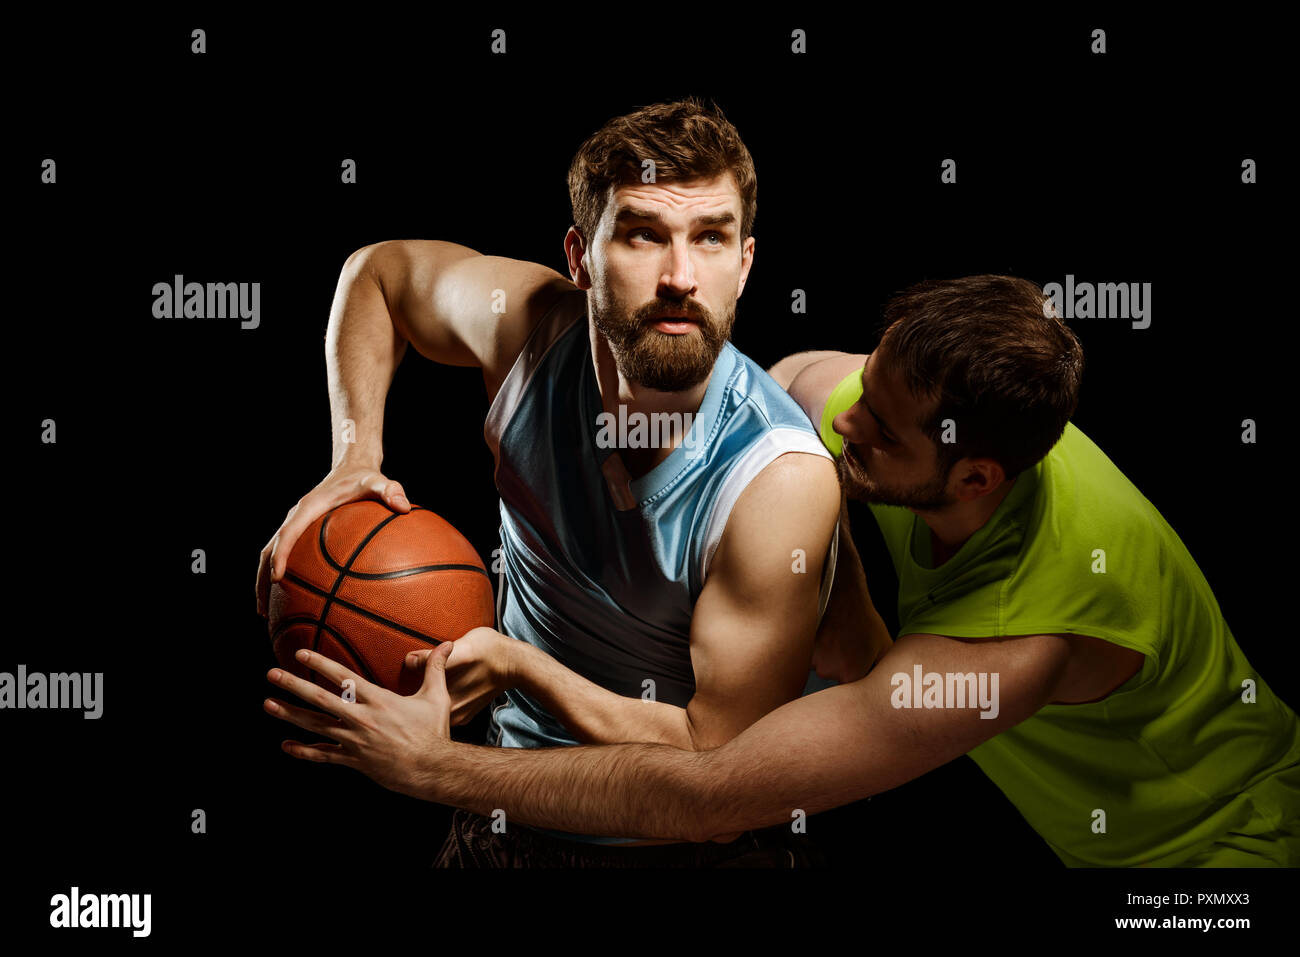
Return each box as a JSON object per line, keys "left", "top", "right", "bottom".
{"left": 567, "top": 97, "right": 757, "bottom": 248}
{"left": 876, "top": 275, "right": 1084, "bottom": 481}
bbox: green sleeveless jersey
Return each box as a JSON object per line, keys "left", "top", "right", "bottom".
{"left": 821, "top": 369, "right": 1300, "bottom": 866}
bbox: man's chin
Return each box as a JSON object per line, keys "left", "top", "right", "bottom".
{"left": 620, "top": 344, "right": 720, "bottom": 392}
{"left": 838, "top": 448, "right": 872, "bottom": 497}
{"left": 839, "top": 459, "right": 951, "bottom": 510}
{"left": 632, "top": 372, "right": 711, "bottom": 392}
{"left": 857, "top": 485, "right": 956, "bottom": 511}
{"left": 846, "top": 482, "right": 894, "bottom": 506}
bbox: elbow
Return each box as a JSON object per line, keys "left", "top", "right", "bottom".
{"left": 681, "top": 713, "right": 704, "bottom": 752}
{"left": 338, "top": 245, "right": 384, "bottom": 296}
{"left": 343, "top": 242, "right": 380, "bottom": 269}
{"left": 681, "top": 711, "right": 729, "bottom": 753}
{"left": 343, "top": 241, "right": 406, "bottom": 280}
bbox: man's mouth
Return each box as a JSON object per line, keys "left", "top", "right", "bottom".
{"left": 842, "top": 441, "right": 868, "bottom": 480}
{"left": 649, "top": 314, "right": 699, "bottom": 334}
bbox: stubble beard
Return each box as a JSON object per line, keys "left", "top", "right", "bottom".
{"left": 839, "top": 440, "right": 956, "bottom": 511}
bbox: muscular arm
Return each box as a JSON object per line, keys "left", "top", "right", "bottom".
{"left": 423, "top": 631, "right": 1072, "bottom": 842}
{"left": 771, "top": 350, "right": 893, "bottom": 680}
{"left": 812, "top": 498, "right": 893, "bottom": 682}
{"left": 326, "top": 239, "right": 574, "bottom": 468}
{"left": 509, "top": 450, "right": 842, "bottom": 750}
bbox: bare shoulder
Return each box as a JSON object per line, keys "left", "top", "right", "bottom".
{"left": 786, "top": 352, "right": 869, "bottom": 427}
{"left": 739, "top": 447, "right": 840, "bottom": 512}
{"left": 711, "top": 449, "right": 840, "bottom": 588}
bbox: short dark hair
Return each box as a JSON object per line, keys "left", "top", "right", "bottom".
{"left": 875, "top": 275, "right": 1084, "bottom": 480}
{"left": 567, "top": 96, "right": 757, "bottom": 247}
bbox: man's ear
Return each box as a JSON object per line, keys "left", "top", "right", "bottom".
{"left": 564, "top": 226, "right": 592, "bottom": 290}
{"left": 736, "top": 234, "right": 755, "bottom": 298}
{"left": 951, "top": 457, "right": 1007, "bottom": 501}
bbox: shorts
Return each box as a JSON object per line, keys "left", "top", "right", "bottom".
{"left": 432, "top": 808, "right": 827, "bottom": 868}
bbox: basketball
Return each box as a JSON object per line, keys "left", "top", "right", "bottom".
{"left": 267, "top": 501, "right": 495, "bottom": 696}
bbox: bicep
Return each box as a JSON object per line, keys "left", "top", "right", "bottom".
{"left": 684, "top": 452, "right": 840, "bottom": 749}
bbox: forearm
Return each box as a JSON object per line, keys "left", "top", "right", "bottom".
{"left": 422, "top": 681, "right": 874, "bottom": 842}
{"left": 324, "top": 245, "right": 407, "bottom": 469}
{"left": 429, "top": 740, "right": 710, "bottom": 840}
{"left": 514, "top": 642, "right": 694, "bottom": 749}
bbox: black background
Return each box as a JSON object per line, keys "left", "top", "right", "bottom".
{"left": 10, "top": 11, "right": 1293, "bottom": 943}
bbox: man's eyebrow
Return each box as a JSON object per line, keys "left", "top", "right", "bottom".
{"left": 861, "top": 354, "right": 901, "bottom": 441}
{"left": 613, "top": 206, "right": 736, "bottom": 228}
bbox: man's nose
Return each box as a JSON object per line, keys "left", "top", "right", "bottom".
{"left": 660, "top": 243, "right": 697, "bottom": 296}
{"left": 832, "top": 408, "right": 862, "bottom": 443}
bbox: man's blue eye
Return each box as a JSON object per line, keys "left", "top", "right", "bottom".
{"left": 631, "top": 229, "right": 723, "bottom": 243}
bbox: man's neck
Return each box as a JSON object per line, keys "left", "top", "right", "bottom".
{"left": 589, "top": 322, "right": 712, "bottom": 479}
{"left": 916, "top": 478, "right": 1016, "bottom": 566}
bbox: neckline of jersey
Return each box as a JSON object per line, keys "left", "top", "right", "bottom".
{"left": 580, "top": 340, "right": 738, "bottom": 507}
{"left": 906, "top": 454, "right": 1043, "bottom": 578}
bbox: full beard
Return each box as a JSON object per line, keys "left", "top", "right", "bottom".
{"left": 839, "top": 440, "right": 955, "bottom": 511}
{"left": 592, "top": 293, "right": 734, "bottom": 392}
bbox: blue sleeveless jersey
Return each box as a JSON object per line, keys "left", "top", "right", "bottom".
{"left": 482, "top": 289, "right": 835, "bottom": 843}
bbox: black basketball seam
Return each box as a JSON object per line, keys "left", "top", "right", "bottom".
{"left": 279, "top": 504, "right": 481, "bottom": 673}
{"left": 272, "top": 616, "right": 380, "bottom": 685}
{"left": 338, "top": 562, "right": 489, "bottom": 581}
{"left": 317, "top": 505, "right": 402, "bottom": 573}
{"left": 313, "top": 508, "right": 405, "bottom": 653}
{"left": 282, "top": 571, "right": 456, "bottom": 647}
{"left": 315, "top": 504, "right": 483, "bottom": 575}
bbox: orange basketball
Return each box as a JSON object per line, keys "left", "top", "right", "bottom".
{"left": 268, "top": 501, "right": 494, "bottom": 696}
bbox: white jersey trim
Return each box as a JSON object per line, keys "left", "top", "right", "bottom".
{"left": 699, "top": 429, "right": 836, "bottom": 609}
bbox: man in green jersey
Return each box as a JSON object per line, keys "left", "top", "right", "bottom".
{"left": 267, "top": 275, "right": 1300, "bottom": 867}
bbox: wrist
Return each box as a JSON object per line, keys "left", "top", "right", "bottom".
{"left": 503, "top": 635, "right": 533, "bottom": 693}
{"left": 331, "top": 439, "right": 383, "bottom": 472}
{"left": 411, "top": 739, "right": 467, "bottom": 806}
